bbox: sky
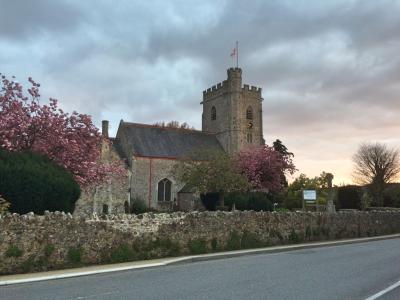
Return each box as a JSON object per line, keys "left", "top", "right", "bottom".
{"left": 1, "top": 0, "right": 400, "bottom": 185}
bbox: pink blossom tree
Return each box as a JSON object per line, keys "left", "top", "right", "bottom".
{"left": 0, "top": 73, "right": 124, "bottom": 186}
{"left": 236, "top": 145, "right": 296, "bottom": 192}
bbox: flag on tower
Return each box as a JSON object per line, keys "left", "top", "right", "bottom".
{"left": 230, "top": 47, "right": 236, "bottom": 57}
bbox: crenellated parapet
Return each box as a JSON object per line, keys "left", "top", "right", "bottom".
{"left": 203, "top": 81, "right": 262, "bottom": 102}
{"left": 202, "top": 80, "right": 228, "bottom": 101}
{"left": 242, "top": 84, "right": 262, "bottom": 98}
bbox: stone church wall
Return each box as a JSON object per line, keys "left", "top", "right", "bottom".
{"left": 1, "top": 211, "right": 400, "bottom": 275}
{"left": 74, "top": 140, "right": 129, "bottom": 216}
{"left": 130, "top": 157, "right": 185, "bottom": 210}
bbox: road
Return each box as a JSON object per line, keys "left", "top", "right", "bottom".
{"left": 1, "top": 238, "right": 400, "bottom": 300}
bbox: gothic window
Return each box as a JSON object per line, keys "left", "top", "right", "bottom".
{"left": 211, "top": 106, "right": 216, "bottom": 121}
{"left": 158, "top": 178, "right": 172, "bottom": 202}
{"left": 246, "top": 106, "right": 253, "bottom": 120}
{"left": 247, "top": 133, "right": 253, "bottom": 143}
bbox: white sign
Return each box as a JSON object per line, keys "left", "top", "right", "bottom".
{"left": 303, "top": 190, "right": 317, "bottom": 201}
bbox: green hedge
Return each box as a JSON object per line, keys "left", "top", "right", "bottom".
{"left": 225, "top": 192, "right": 273, "bottom": 211}
{"left": 383, "top": 184, "right": 400, "bottom": 207}
{"left": 337, "top": 185, "right": 361, "bottom": 209}
{"left": 0, "top": 150, "right": 80, "bottom": 214}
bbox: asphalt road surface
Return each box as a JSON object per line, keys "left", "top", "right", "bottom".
{"left": 1, "top": 238, "right": 400, "bottom": 300}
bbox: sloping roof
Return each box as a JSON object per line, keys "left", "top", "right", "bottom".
{"left": 116, "top": 122, "right": 223, "bottom": 159}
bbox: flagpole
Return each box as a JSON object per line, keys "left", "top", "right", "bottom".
{"left": 236, "top": 41, "right": 239, "bottom": 68}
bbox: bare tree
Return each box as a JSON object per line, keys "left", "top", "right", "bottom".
{"left": 353, "top": 142, "right": 400, "bottom": 206}
{"left": 153, "top": 121, "right": 195, "bottom": 130}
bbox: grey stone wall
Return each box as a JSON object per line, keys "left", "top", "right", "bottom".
{"left": 1, "top": 211, "right": 400, "bottom": 275}
{"left": 74, "top": 140, "right": 129, "bottom": 215}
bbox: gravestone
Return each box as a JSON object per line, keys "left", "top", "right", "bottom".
{"left": 326, "top": 173, "right": 336, "bottom": 213}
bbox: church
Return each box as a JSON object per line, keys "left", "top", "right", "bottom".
{"left": 75, "top": 68, "right": 264, "bottom": 214}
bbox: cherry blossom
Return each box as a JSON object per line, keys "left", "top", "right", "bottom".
{"left": 236, "top": 145, "right": 296, "bottom": 192}
{"left": 0, "top": 74, "right": 124, "bottom": 186}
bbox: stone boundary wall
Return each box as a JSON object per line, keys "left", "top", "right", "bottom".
{"left": 1, "top": 211, "right": 400, "bottom": 275}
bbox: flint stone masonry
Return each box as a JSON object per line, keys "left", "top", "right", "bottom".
{"left": 1, "top": 211, "right": 400, "bottom": 275}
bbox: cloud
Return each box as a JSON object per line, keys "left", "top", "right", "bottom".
{"left": 0, "top": 0, "right": 83, "bottom": 41}
{"left": 1, "top": 0, "right": 400, "bottom": 184}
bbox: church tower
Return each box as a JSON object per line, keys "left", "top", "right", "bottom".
{"left": 201, "top": 68, "right": 264, "bottom": 154}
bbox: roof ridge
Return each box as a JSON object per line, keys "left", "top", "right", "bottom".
{"left": 121, "top": 121, "right": 213, "bottom": 134}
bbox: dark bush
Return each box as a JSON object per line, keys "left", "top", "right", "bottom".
{"left": 188, "top": 239, "right": 207, "bottom": 254}
{"left": 337, "top": 185, "right": 361, "bottom": 209}
{"left": 44, "top": 244, "right": 55, "bottom": 257}
{"left": 200, "top": 192, "right": 219, "bottom": 211}
{"left": 0, "top": 150, "right": 80, "bottom": 214}
{"left": 5, "top": 245, "right": 23, "bottom": 258}
{"left": 225, "top": 192, "right": 273, "bottom": 211}
{"left": 282, "top": 190, "right": 302, "bottom": 210}
{"left": 67, "top": 247, "right": 82, "bottom": 264}
{"left": 130, "top": 198, "right": 149, "bottom": 214}
{"left": 241, "top": 231, "right": 264, "bottom": 249}
{"left": 110, "top": 244, "right": 137, "bottom": 263}
{"left": 226, "top": 231, "right": 241, "bottom": 250}
{"left": 383, "top": 184, "right": 400, "bottom": 207}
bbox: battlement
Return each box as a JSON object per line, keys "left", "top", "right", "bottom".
{"left": 203, "top": 80, "right": 228, "bottom": 100}
{"left": 227, "top": 67, "right": 242, "bottom": 78}
{"left": 203, "top": 81, "right": 262, "bottom": 101}
{"left": 243, "top": 84, "right": 262, "bottom": 97}
{"left": 203, "top": 68, "right": 262, "bottom": 101}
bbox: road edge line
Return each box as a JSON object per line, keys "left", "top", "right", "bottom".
{"left": 365, "top": 279, "right": 400, "bottom": 300}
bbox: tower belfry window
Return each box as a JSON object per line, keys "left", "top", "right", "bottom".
{"left": 211, "top": 106, "right": 216, "bottom": 121}
{"left": 246, "top": 106, "right": 253, "bottom": 120}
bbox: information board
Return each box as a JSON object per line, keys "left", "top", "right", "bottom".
{"left": 303, "top": 190, "right": 317, "bottom": 202}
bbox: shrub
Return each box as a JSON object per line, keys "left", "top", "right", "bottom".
{"left": 211, "top": 238, "right": 218, "bottom": 251}
{"left": 5, "top": 245, "right": 23, "bottom": 258}
{"left": 130, "top": 198, "right": 148, "bottom": 214}
{"left": 241, "top": 231, "right": 264, "bottom": 249}
{"left": 200, "top": 192, "right": 219, "bottom": 211}
{"left": 226, "top": 231, "right": 241, "bottom": 250}
{"left": 225, "top": 192, "right": 273, "bottom": 211}
{"left": 44, "top": 244, "right": 55, "bottom": 257}
{"left": 383, "top": 184, "right": 400, "bottom": 207}
{"left": 188, "top": 239, "right": 207, "bottom": 254}
{"left": 0, "top": 195, "right": 10, "bottom": 214}
{"left": 20, "top": 257, "right": 36, "bottom": 273}
{"left": 110, "top": 244, "right": 137, "bottom": 263}
{"left": 0, "top": 150, "right": 80, "bottom": 214}
{"left": 275, "top": 207, "right": 290, "bottom": 212}
{"left": 248, "top": 192, "right": 274, "bottom": 211}
{"left": 151, "top": 238, "right": 180, "bottom": 257}
{"left": 67, "top": 247, "right": 82, "bottom": 264}
{"left": 337, "top": 185, "right": 361, "bottom": 209}
{"left": 282, "top": 190, "right": 302, "bottom": 210}
{"left": 288, "top": 229, "right": 301, "bottom": 244}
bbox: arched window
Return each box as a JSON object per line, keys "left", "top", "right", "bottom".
{"left": 158, "top": 178, "right": 172, "bottom": 202}
{"left": 246, "top": 106, "right": 253, "bottom": 120}
{"left": 211, "top": 106, "right": 216, "bottom": 121}
{"left": 102, "top": 204, "right": 109, "bottom": 214}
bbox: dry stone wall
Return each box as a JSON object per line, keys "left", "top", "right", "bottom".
{"left": 1, "top": 211, "right": 400, "bottom": 275}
